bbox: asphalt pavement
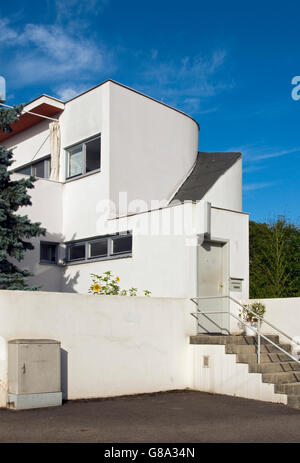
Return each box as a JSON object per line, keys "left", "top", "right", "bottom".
{"left": 0, "top": 390, "right": 300, "bottom": 443}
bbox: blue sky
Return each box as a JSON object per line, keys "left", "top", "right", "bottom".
{"left": 1, "top": 0, "right": 300, "bottom": 224}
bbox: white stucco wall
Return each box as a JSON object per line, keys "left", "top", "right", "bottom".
{"left": 59, "top": 83, "right": 111, "bottom": 239}
{"left": 0, "top": 291, "right": 196, "bottom": 407}
{"left": 191, "top": 344, "right": 287, "bottom": 404}
{"left": 62, "top": 203, "right": 248, "bottom": 299}
{"left": 109, "top": 82, "right": 199, "bottom": 215}
{"left": 10, "top": 174, "right": 63, "bottom": 292}
{"left": 2, "top": 82, "right": 247, "bottom": 299}
{"left": 3, "top": 119, "right": 51, "bottom": 169}
{"left": 248, "top": 298, "right": 300, "bottom": 341}
{"left": 211, "top": 206, "right": 249, "bottom": 296}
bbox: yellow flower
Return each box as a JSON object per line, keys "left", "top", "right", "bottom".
{"left": 92, "top": 283, "right": 101, "bottom": 292}
{"left": 116, "top": 276, "right": 120, "bottom": 282}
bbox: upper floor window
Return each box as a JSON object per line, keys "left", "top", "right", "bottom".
{"left": 66, "top": 135, "right": 101, "bottom": 180}
{"left": 15, "top": 157, "right": 51, "bottom": 179}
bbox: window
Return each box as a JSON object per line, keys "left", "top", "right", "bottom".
{"left": 112, "top": 235, "right": 133, "bottom": 255}
{"left": 89, "top": 239, "right": 108, "bottom": 259}
{"left": 68, "top": 243, "right": 86, "bottom": 261}
{"left": 15, "top": 157, "right": 51, "bottom": 179}
{"left": 66, "top": 232, "right": 132, "bottom": 263}
{"left": 66, "top": 135, "right": 101, "bottom": 179}
{"left": 40, "top": 242, "right": 58, "bottom": 264}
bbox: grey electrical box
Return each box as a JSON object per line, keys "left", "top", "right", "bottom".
{"left": 7, "top": 339, "right": 62, "bottom": 410}
{"left": 230, "top": 278, "right": 243, "bottom": 292}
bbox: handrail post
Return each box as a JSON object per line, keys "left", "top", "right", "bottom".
{"left": 257, "top": 321, "right": 261, "bottom": 365}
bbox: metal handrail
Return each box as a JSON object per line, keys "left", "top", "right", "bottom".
{"left": 191, "top": 295, "right": 300, "bottom": 348}
{"left": 190, "top": 296, "right": 300, "bottom": 365}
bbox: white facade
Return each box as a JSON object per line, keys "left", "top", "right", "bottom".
{"left": 3, "top": 79, "right": 249, "bottom": 303}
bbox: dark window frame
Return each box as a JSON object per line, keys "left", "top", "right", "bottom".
{"left": 15, "top": 156, "right": 51, "bottom": 179}
{"left": 66, "top": 232, "right": 132, "bottom": 264}
{"left": 111, "top": 234, "right": 133, "bottom": 256}
{"left": 65, "top": 134, "right": 101, "bottom": 180}
{"left": 40, "top": 241, "right": 59, "bottom": 265}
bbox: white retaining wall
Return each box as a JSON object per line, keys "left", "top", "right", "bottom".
{"left": 191, "top": 344, "right": 287, "bottom": 404}
{"left": 0, "top": 291, "right": 196, "bottom": 407}
{"left": 248, "top": 298, "right": 300, "bottom": 340}
{"left": 0, "top": 291, "right": 295, "bottom": 409}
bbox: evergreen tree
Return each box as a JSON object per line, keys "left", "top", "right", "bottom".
{"left": 0, "top": 105, "right": 46, "bottom": 289}
{"left": 250, "top": 216, "right": 300, "bottom": 298}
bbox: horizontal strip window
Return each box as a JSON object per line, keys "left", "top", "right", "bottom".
{"left": 15, "top": 156, "right": 51, "bottom": 179}
{"left": 66, "top": 135, "right": 101, "bottom": 180}
{"left": 66, "top": 232, "right": 132, "bottom": 263}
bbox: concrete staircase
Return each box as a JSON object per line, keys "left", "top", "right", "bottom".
{"left": 190, "top": 334, "right": 300, "bottom": 409}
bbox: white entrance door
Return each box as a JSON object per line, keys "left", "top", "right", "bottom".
{"left": 197, "top": 241, "right": 229, "bottom": 334}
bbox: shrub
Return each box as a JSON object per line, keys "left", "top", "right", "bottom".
{"left": 88, "top": 271, "right": 151, "bottom": 297}
{"left": 239, "top": 301, "right": 266, "bottom": 324}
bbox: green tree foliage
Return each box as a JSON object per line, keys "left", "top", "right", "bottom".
{"left": 0, "top": 105, "right": 46, "bottom": 289}
{"left": 250, "top": 217, "right": 300, "bottom": 298}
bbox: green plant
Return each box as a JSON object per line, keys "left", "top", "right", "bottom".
{"left": 88, "top": 271, "right": 151, "bottom": 297}
{"left": 239, "top": 301, "right": 266, "bottom": 324}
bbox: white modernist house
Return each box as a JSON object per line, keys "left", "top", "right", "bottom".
{"left": 2, "top": 79, "right": 249, "bottom": 330}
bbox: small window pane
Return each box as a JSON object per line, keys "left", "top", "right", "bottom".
{"left": 86, "top": 138, "right": 100, "bottom": 173}
{"left": 32, "top": 160, "right": 45, "bottom": 178}
{"left": 69, "top": 244, "right": 85, "bottom": 261}
{"left": 112, "top": 235, "right": 132, "bottom": 255}
{"left": 68, "top": 147, "right": 83, "bottom": 177}
{"left": 16, "top": 166, "right": 31, "bottom": 176}
{"left": 44, "top": 159, "right": 51, "bottom": 178}
{"left": 89, "top": 240, "right": 107, "bottom": 258}
{"left": 40, "top": 243, "right": 57, "bottom": 263}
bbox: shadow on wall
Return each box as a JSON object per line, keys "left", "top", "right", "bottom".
{"left": 18, "top": 231, "right": 80, "bottom": 293}
{"left": 61, "top": 348, "right": 68, "bottom": 401}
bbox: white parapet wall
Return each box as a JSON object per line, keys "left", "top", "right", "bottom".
{"left": 191, "top": 344, "right": 287, "bottom": 404}
{"left": 248, "top": 298, "right": 300, "bottom": 340}
{"left": 0, "top": 290, "right": 196, "bottom": 407}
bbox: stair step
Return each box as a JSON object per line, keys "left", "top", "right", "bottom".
{"left": 225, "top": 343, "right": 292, "bottom": 354}
{"left": 275, "top": 382, "right": 300, "bottom": 394}
{"left": 190, "top": 334, "right": 280, "bottom": 346}
{"left": 237, "top": 352, "right": 292, "bottom": 363}
{"left": 287, "top": 395, "right": 300, "bottom": 409}
{"left": 262, "top": 371, "right": 300, "bottom": 384}
{"left": 248, "top": 361, "right": 300, "bottom": 374}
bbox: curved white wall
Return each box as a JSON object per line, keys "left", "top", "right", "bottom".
{"left": 109, "top": 82, "right": 199, "bottom": 215}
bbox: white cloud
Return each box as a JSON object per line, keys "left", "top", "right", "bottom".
{"left": 54, "top": 0, "right": 109, "bottom": 22}
{"left": 227, "top": 144, "right": 300, "bottom": 167}
{"left": 0, "top": 14, "right": 114, "bottom": 88}
{"left": 54, "top": 84, "right": 90, "bottom": 100}
{"left": 251, "top": 147, "right": 300, "bottom": 161}
{"left": 0, "top": 19, "right": 18, "bottom": 42}
{"left": 133, "top": 49, "right": 231, "bottom": 114}
{"left": 0, "top": 3, "right": 231, "bottom": 115}
{"left": 243, "top": 181, "right": 278, "bottom": 191}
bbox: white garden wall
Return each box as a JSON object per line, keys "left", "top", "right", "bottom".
{"left": 0, "top": 290, "right": 196, "bottom": 407}
{"left": 191, "top": 344, "right": 287, "bottom": 404}
{"left": 248, "top": 297, "right": 300, "bottom": 340}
